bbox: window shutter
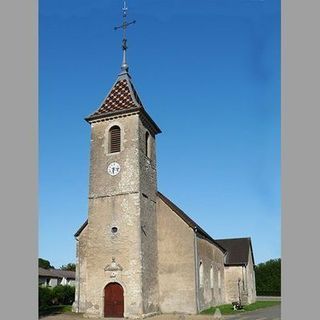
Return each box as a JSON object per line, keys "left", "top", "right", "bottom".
{"left": 109, "top": 126, "right": 121, "bottom": 153}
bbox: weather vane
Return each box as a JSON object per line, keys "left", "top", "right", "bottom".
{"left": 114, "top": 0, "right": 136, "bottom": 73}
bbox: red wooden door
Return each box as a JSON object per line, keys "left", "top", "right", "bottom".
{"left": 104, "top": 283, "right": 124, "bottom": 318}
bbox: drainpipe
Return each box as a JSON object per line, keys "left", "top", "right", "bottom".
{"left": 193, "top": 227, "right": 200, "bottom": 313}
{"left": 244, "top": 265, "right": 247, "bottom": 292}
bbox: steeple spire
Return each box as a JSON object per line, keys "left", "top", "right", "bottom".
{"left": 114, "top": 0, "right": 136, "bottom": 74}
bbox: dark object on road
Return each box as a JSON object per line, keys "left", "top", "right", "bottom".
{"left": 232, "top": 301, "right": 244, "bottom": 310}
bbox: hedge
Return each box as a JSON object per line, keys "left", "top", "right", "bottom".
{"left": 257, "top": 290, "right": 281, "bottom": 297}
{"left": 39, "top": 285, "right": 75, "bottom": 308}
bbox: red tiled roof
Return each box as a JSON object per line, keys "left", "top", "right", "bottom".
{"left": 85, "top": 72, "right": 161, "bottom": 134}
{"left": 86, "top": 73, "right": 143, "bottom": 121}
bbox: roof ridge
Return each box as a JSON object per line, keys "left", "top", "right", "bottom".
{"left": 125, "top": 75, "right": 144, "bottom": 108}
{"left": 216, "top": 237, "right": 251, "bottom": 241}
{"left": 74, "top": 219, "right": 88, "bottom": 237}
{"left": 38, "top": 267, "right": 76, "bottom": 278}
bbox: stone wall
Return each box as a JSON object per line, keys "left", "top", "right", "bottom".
{"left": 196, "top": 237, "right": 226, "bottom": 311}
{"left": 156, "top": 197, "right": 197, "bottom": 314}
{"left": 73, "top": 225, "right": 88, "bottom": 313}
{"left": 245, "top": 247, "right": 256, "bottom": 304}
{"left": 75, "top": 114, "right": 160, "bottom": 318}
{"left": 85, "top": 193, "right": 144, "bottom": 317}
{"left": 224, "top": 247, "right": 256, "bottom": 305}
{"left": 224, "top": 266, "right": 243, "bottom": 304}
{"left": 138, "top": 118, "right": 159, "bottom": 315}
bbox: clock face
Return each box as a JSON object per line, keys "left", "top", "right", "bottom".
{"left": 107, "top": 162, "right": 121, "bottom": 176}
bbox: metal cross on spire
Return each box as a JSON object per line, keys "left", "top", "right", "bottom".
{"left": 114, "top": 0, "right": 136, "bottom": 73}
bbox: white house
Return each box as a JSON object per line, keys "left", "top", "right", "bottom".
{"left": 39, "top": 267, "right": 75, "bottom": 287}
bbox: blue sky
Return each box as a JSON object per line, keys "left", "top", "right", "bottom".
{"left": 39, "top": 0, "right": 280, "bottom": 268}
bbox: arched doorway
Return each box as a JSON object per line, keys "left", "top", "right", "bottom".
{"left": 104, "top": 282, "right": 124, "bottom": 318}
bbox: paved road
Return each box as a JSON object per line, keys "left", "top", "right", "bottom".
{"left": 256, "top": 296, "right": 281, "bottom": 302}
{"left": 223, "top": 304, "right": 281, "bottom": 320}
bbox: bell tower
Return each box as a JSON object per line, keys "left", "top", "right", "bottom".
{"left": 74, "top": 2, "right": 161, "bottom": 318}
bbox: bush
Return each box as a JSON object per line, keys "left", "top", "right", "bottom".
{"left": 38, "top": 285, "right": 75, "bottom": 308}
{"left": 52, "top": 285, "right": 75, "bottom": 305}
{"left": 39, "top": 286, "right": 54, "bottom": 308}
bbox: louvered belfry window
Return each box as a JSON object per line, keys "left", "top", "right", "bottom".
{"left": 109, "top": 126, "right": 121, "bottom": 153}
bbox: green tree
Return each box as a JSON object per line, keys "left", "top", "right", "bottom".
{"left": 60, "top": 263, "right": 76, "bottom": 271}
{"left": 39, "top": 258, "right": 54, "bottom": 269}
{"left": 255, "top": 258, "right": 281, "bottom": 296}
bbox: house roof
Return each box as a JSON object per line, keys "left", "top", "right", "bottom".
{"left": 74, "top": 219, "right": 88, "bottom": 237}
{"left": 157, "top": 192, "right": 226, "bottom": 253}
{"left": 38, "top": 267, "right": 75, "bottom": 279}
{"left": 215, "top": 237, "right": 255, "bottom": 266}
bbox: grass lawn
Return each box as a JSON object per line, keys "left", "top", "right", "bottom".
{"left": 200, "top": 301, "right": 281, "bottom": 315}
{"left": 39, "top": 305, "right": 72, "bottom": 317}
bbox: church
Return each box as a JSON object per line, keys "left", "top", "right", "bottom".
{"left": 72, "top": 4, "right": 256, "bottom": 318}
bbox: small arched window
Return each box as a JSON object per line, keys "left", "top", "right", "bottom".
{"left": 210, "top": 266, "right": 214, "bottom": 289}
{"left": 199, "top": 261, "right": 204, "bottom": 287}
{"left": 109, "top": 126, "right": 121, "bottom": 153}
{"left": 145, "top": 131, "right": 150, "bottom": 158}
